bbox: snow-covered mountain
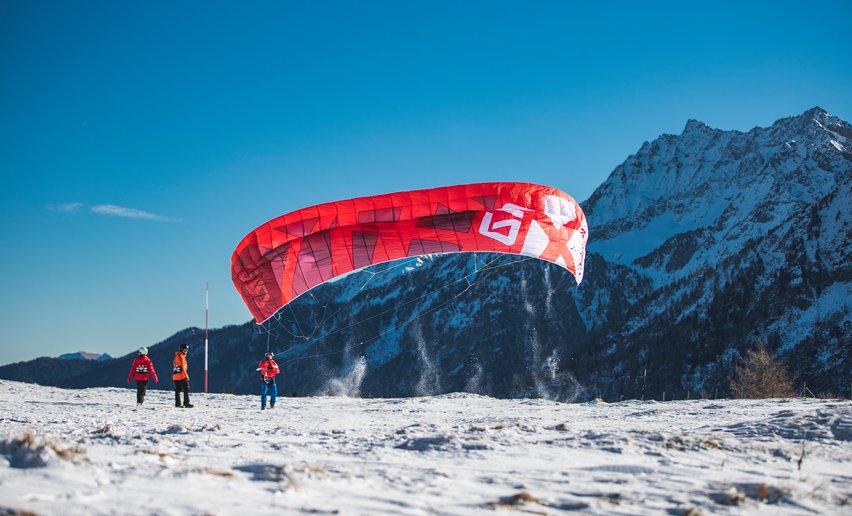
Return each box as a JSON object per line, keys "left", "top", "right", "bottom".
{"left": 579, "top": 106, "right": 850, "bottom": 396}
{"left": 2, "top": 107, "right": 848, "bottom": 400}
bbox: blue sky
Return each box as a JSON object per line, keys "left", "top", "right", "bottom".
{"left": 1, "top": 1, "right": 850, "bottom": 365}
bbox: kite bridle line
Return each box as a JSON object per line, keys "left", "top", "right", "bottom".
{"left": 259, "top": 255, "right": 455, "bottom": 343}
{"left": 256, "top": 252, "right": 574, "bottom": 368}
{"left": 256, "top": 257, "right": 418, "bottom": 343}
{"left": 268, "top": 253, "right": 505, "bottom": 366}
{"left": 255, "top": 255, "right": 475, "bottom": 346}
{"left": 275, "top": 273, "right": 479, "bottom": 366}
{"left": 257, "top": 252, "right": 518, "bottom": 345}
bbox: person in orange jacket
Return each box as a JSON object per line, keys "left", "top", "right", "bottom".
{"left": 172, "top": 343, "right": 193, "bottom": 408}
{"left": 258, "top": 351, "right": 280, "bottom": 410}
{"left": 127, "top": 347, "right": 158, "bottom": 406}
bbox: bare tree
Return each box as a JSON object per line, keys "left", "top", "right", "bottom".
{"left": 730, "top": 342, "right": 795, "bottom": 398}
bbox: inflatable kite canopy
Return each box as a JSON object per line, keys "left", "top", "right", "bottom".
{"left": 232, "top": 182, "right": 588, "bottom": 323}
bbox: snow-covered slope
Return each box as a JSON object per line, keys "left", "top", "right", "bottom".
{"left": 1, "top": 381, "right": 849, "bottom": 515}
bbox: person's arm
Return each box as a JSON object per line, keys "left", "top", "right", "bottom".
{"left": 148, "top": 358, "right": 158, "bottom": 383}
{"left": 128, "top": 361, "right": 134, "bottom": 383}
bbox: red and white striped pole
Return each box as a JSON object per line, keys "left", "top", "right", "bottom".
{"left": 204, "top": 282, "right": 209, "bottom": 393}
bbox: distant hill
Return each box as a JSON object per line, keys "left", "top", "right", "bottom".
{"left": 57, "top": 352, "right": 112, "bottom": 361}
{"left": 0, "top": 356, "right": 107, "bottom": 386}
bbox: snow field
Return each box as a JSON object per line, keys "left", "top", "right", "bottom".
{"left": 0, "top": 380, "right": 850, "bottom": 515}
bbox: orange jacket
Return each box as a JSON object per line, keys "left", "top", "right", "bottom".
{"left": 172, "top": 351, "right": 188, "bottom": 381}
{"left": 258, "top": 359, "right": 279, "bottom": 380}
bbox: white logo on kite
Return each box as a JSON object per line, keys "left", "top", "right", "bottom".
{"left": 478, "top": 203, "right": 530, "bottom": 246}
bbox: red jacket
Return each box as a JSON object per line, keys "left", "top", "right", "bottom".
{"left": 128, "top": 355, "right": 158, "bottom": 382}
{"left": 258, "top": 359, "right": 279, "bottom": 380}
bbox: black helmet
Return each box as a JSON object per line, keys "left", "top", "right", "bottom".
{"left": 180, "top": 343, "right": 189, "bottom": 351}
{"left": 265, "top": 351, "right": 274, "bottom": 358}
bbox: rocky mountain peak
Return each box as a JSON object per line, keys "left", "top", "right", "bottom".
{"left": 681, "top": 118, "right": 711, "bottom": 134}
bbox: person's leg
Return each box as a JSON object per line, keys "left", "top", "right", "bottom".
{"left": 261, "top": 381, "right": 268, "bottom": 409}
{"left": 270, "top": 381, "right": 277, "bottom": 408}
{"left": 137, "top": 379, "right": 148, "bottom": 404}
{"left": 174, "top": 381, "right": 182, "bottom": 407}
{"left": 182, "top": 380, "right": 191, "bottom": 407}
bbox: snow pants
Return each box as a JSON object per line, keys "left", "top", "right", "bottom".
{"left": 261, "top": 378, "right": 277, "bottom": 409}
{"left": 174, "top": 379, "right": 190, "bottom": 407}
{"left": 136, "top": 379, "right": 148, "bottom": 404}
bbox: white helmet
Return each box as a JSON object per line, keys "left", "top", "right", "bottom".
{"left": 138, "top": 346, "right": 148, "bottom": 356}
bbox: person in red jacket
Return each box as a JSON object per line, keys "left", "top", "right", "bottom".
{"left": 258, "top": 351, "right": 280, "bottom": 410}
{"left": 127, "top": 347, "right": 158, "bottom": 406}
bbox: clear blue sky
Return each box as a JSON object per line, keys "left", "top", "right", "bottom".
{"left": 1, "top": 1, "right": 849, "bottom": 365}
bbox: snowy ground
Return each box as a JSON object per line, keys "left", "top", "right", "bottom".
{"left": 0, "top": 380, "right": 849, "bottom": 515}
